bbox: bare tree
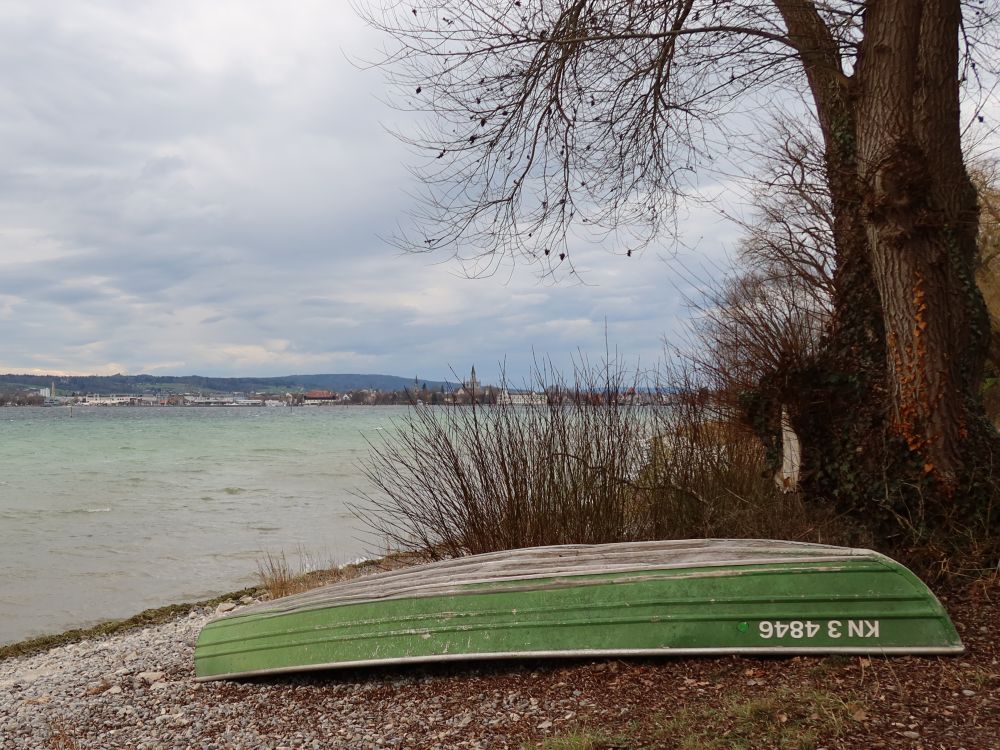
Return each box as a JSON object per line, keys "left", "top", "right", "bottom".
{"left": 364, "top": 1, "right": 1000, "bottom": 556}
{"left": 686, "top": 118, "right": 834, "bottom": 407}
{"left": 973, "top": 162, "right": 1000, "bottom": 365}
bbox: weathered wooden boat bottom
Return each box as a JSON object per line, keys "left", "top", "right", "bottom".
{"left": 195, "top": 540, "right": 964, "bottom": 680}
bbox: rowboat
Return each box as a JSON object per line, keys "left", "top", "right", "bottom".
{"left": 194, "top": 539, "right": 963, "bottom": 680}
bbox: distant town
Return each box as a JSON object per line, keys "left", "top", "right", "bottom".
{"left": 0, "top": 368, "right": 536, "bottom": 407}
{"left": 0, "top": 368, "right": 664, "bottom": 407}
{"left": 1, "top": 385, "right": 552, "bottom": 408}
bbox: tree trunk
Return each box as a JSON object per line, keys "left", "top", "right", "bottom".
{"left": 771, "top": 1, "right": 893, "bottom": 535}
{"left": 773, "top": 0, "right": 997, "bottom": 558}
{"left": 854, "top": 0, "right": 994, "bottom": 518}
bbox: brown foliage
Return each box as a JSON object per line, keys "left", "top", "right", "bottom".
{"left": 354, "top": 361, "right": 842, "bottom": 559}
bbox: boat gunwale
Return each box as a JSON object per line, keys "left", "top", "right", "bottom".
{"left": 194, "top": 643, "right": 966, "bottom": 682}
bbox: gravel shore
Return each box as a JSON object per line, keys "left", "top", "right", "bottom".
{"left": 1, "top": 597, "right": 571, "bottom": 750}
{"left": 2, "top": 586, "right": 996, "bottom": 749}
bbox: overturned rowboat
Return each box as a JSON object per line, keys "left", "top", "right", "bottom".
{"left": 194, "top": 539, "right": 963, "bottom": 680}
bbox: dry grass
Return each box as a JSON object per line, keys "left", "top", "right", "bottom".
{"left": 529, "top": 687, "right": 860, "bottom": 750}
{"left": 530, "top": 733, "right": 622, "bottom": 750}
{"left": 255, "top": 550, "right": 336, "bottom": 600}
{"left": 657, "top": 687, "right": 858, "bottom": 750}
{"left": 354, "top": 360, "right": 846, "bottom": 560}
{"left": 45, "top": 720, "right": 79, "bottom": 750}
{"left": 255, "top": 548, "right": 435, "bottom": 601}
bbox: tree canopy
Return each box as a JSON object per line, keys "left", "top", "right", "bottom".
{"left": 366, "top": 1, "right": 994, "bottom": 266}
{"left": 365, "top": 1, "right": 1000, "bottom": 562}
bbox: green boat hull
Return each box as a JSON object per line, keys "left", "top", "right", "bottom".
{"left": 194, "top": 540, "right": 963, "bottom": 680}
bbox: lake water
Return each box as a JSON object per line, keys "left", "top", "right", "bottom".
{"left": 0, "top": 405, "right": 407, "bottom": 645}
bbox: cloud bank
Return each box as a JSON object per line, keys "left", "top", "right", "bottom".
{"left": 0, "top": 1, "right": 741, "bottom": 383}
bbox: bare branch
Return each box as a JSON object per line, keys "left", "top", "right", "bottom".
{"left": 361, "top": 1, "right": 811, "bottom": 272}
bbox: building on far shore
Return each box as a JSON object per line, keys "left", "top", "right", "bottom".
{"left": 497, "top": 389, "right": 548, "bottom": 406}
{"left": 78, "top": 395, "right": 157, "bottom": 406}
{"left": 452, "top": 366, "right": 480, "bottom": 398}
{"left": 302, "top": 389, "right": 339, "bottom": 405}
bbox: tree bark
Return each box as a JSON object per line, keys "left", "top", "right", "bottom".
{"left": 854, "top": 0, "right": 993, "bottom": 506}
{"left": 772, "top": 1, "right": 891, "bottom": 527}
{"left": 772, "top": 0, "right": 997, "bottom": 553}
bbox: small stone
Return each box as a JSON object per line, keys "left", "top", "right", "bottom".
{"left": 137, "top": 671, "right": 165, "bottom": 684}
{"left": 239, "top": 595, "right": 255, "bottom": 605}
{"left": 216, "top": 601, "right": 236, "bottom": 614}
{"left": 107, "top": 685, "right": 122, "bottom": 695}
{"left": 901, "top": 731, "right": 920, "bottom": 739}
{"left": 537, "top": 721, "right": 553, "bottom": 730}
{"left": 961, "top": 689, "right": 976, "bottom": 697}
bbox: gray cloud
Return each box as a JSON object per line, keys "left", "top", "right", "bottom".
{"left": 0, "top": 1, "right": 741, "bottom": 384}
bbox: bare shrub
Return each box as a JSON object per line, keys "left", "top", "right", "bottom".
{"left": 354, "top": 360, "right": 841, "bottom": 558}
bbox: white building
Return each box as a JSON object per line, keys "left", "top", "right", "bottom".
{"left": 498, "top": 389, "right": 547, "bottom": 406}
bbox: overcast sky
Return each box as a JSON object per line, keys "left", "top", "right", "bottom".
{"left": 0, "top": 2, "right": 795, "bottom": 383}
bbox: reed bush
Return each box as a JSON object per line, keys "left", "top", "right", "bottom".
{"left": 355, "top": 361, "right": 843, "bottom": 558}
{"left": 255, "top": 549, "right": 347, "bottom": 600}
{"left": 255, "top": 551, "right": 310, "bottom": 600}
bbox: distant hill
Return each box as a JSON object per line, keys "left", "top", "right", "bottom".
{"left": 0, "top": 373, "right": 458, "bottom": 396}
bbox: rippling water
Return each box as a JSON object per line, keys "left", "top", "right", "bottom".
{"left": 0, "top": 405, "right": 405, "bottom": 644}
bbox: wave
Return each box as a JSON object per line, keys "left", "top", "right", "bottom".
{"left": 0, "top": 506, "right": 114, "bottom": 520}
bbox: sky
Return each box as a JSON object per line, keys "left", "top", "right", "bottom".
{"left": 0, "top": 2, "right": 777, "bottom": 384}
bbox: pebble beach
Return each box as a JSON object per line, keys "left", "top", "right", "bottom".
{"left": 2, "top": 584, "right": 997, "bottom": 750}
{"left": 1, "top": 595, "right": 594, "bottom": 750}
